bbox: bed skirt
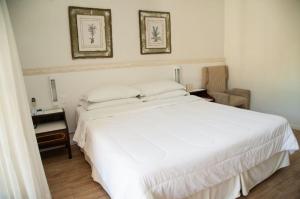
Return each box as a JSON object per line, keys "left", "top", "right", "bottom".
{"left": 83, "top": 150, "right": 290, "bottom": 199}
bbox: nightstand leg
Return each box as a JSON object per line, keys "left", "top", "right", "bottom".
{"left": 67, "top": 143, "right": 72, "bottom": 159}
{"left": 66, "top": 133, "right": 72, "bottom": 159}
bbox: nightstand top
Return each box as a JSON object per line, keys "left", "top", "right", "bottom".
{"left": 35, "top": 121, "right": 66, "bottom": 134}
{"left": 34, "top": 108, "right": 63, "bottom": 116}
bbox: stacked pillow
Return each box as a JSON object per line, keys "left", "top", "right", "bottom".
{"left": 133, "top": 80, "right": 189, "bottom": 102}
{"left": 79, "top": 81, "right": 189, "bottom": 110}
{"left": 79, "top": 85, "right": 141, "bottom": 110}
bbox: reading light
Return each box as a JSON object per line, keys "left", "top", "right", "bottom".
{"left": 49, "top": 77, "right": 58, "bottom": 105}
{"left": 174, "top": 66, "right": 181, "bottom": 83}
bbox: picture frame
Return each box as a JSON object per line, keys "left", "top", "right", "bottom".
{"left": 69, "top": 6, "right": 113, "bottom": 59}
{"left": 139, "top": 10, "right": 171, "bottom": 54}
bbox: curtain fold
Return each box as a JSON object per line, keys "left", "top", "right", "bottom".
{"left": 0, "top": 0, "right": 51, "bottom": 198}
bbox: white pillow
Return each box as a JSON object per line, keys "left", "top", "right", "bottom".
{"left": 133, "top": 80, "right": 185, "bottom": 96}
{"left": 81, "top": 85, "right": 141, "bottom": 103}
{"left": 79, "top": 98, "right": 140, "bottom": 110}
{"left": 141, "top": 90, "right": 189, "bottom": 102}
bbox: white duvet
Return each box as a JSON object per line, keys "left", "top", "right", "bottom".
{"left": 73, "top": 95, "right": 299, "bottom": 199}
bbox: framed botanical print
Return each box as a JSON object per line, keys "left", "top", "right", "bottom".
{"left": 139, "top": 10, "right": 171, "bottom": 54}
{"left": 69, "top": 6, "right": 113, "bottom": 59}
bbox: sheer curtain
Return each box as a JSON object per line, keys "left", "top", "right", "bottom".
{"left": 0, "top": 0, "right": 51, "bottom": 198}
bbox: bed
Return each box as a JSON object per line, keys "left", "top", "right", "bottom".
{"left": 74, "top": 94, "right": 299, "bottom": 199}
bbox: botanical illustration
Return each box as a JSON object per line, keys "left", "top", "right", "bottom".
{"left": 75, "top": 15, "right": 106, "bottom": 52}
{"left": 151, "top": 26, "right": 161, "bottom": 42}
{"left": 69, "top": 6, "right": 113, "bottom": 58}
{"left": 88, "top": 24, "right": 96, "bottom": 44}
{"left": 139, "top": 10, "right": 171, "bottom": 54}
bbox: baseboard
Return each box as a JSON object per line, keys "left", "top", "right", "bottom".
{"left": 291, "top": 123, "right": 300, "bottom": 131}
{"left": 293, "top": 128, "right": 300, "bottom": 133}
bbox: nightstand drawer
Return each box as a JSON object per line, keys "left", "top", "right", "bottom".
{"left": 36, "top": 130, "right": 67, "bottom": 148}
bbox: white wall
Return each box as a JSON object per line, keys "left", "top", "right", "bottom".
{"left": 225, "top": 0, "right": 300, "bottom": 129}
{"left": 7, "top": 0, "right": 225, "bottom": 132}
{"left": 8, "top": 0, "right": 300, "bottom": 130}
{"left": 7, "top": 0, "right": 224, "bottom": 69}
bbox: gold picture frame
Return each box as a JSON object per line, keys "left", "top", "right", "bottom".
{"left": 69, "top": 6, "right": 113, "bottom": 59}
{"left": 139, "top": 10, "right": 171, "bottom": 54}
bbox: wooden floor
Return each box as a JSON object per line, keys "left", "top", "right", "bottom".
{"left": 42, "top": 130, "right": 300, "bottom": 199}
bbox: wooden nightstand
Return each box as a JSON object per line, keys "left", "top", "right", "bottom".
{"left": 190, "top": 89, "right": 215, "bottom": 102}
{"left": 32, "top": 108, "right": 72, "bottom": 159}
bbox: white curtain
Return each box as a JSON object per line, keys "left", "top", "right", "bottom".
{"left": 0, "top": 0, "right": 51, "bottom": 198}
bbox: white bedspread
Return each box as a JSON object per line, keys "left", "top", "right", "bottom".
{"left": 73, "top": 95, "right": 299, "bottom": 199}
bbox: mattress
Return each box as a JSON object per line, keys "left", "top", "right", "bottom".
{"left": 74, "top": 95, "right": 299, "bottom": 199}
